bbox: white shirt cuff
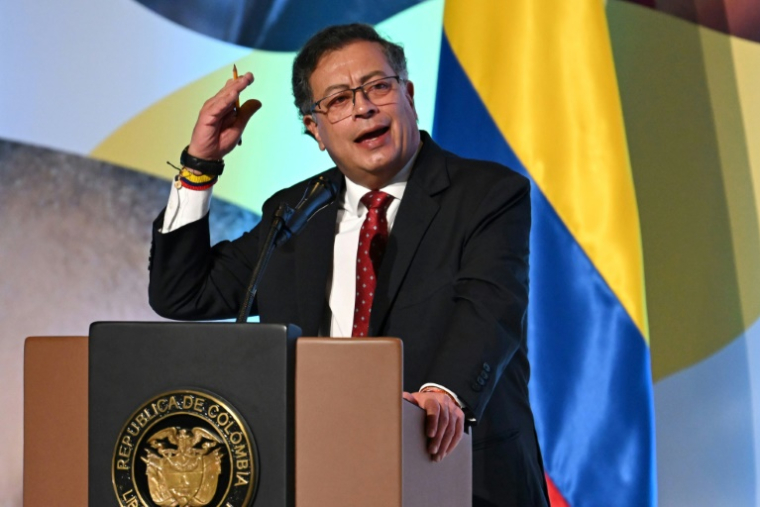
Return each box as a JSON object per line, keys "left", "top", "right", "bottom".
{"left": 419, "top": 382, "right": 476, "bottom": 422}
{"left": 160, "top": 180, "right": 213, "bottom": 233}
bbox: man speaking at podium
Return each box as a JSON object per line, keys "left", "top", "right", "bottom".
{"left": 149, "top": 24, "right": 548, "bottom": 507}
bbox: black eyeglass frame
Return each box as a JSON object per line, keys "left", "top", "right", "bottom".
{"left": 309, "top": 75, "right": 402, "bottom": 118}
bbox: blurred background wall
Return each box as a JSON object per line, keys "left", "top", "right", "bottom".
{"left": 1, "top": 1, "right": 759, "bottom": 506}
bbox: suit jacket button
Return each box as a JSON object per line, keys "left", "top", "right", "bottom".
{"left": 483, "top": 362, "right": 491, "bottom": 373}
{"left": 471, "top": 382, "right": 483, "bottom": 392}
{"left": 476, "top": 377, "right": 486, "bottom": 386}
{"left": 479, "top": 371, "right": 489, "bottom": 381}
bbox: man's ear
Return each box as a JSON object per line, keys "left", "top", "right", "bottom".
{"left": 404, "top": 80, "right": 417, "bottom": 119}
{"left": 303, "top": 115, "right": 326, "bottom": 151}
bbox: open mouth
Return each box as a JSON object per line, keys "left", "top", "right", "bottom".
{"left": 354, "top": 126, "right": 390, "bottom": 143}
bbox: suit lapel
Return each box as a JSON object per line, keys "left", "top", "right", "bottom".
{"left": 294, "top": 169, "right": 343, "bottom": 335}
{"left": 369, "top": 135, "right": 450, "bottom": 335}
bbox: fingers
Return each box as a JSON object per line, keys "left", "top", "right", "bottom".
{"left": 202, "top": 89, "right": 242, "bottom": 121}
{"left": 431, "top": 401, "right": 464, "bottom": 462}
{"left": 437, "top": 408, "right": 456, "bottom": 457}
{"left": 447, "top": 411, "right": 465, "bottom": 455}
{"left": 225, "top": 71, "right": 254, "bottom": 92}
{"left": 438, "top": 407, "right": 464, "bottom": 459}
{"left": 189, "top": 72, "right": 258, "bottom": 160}
{"left": 238, "top": 99, "right": 263, "bottom": 122}
{"left": 201, "top": 73, "right": 255, "bottom": 121}
{"left": 217, "top": 99, "right": 262, "bottom": 151}
{"left": 426, "top": 397, "right": 447, "bottom": 455}
{"left": 227, "top": 71, "right": 254, "bottom": 99}
{"left": 424, "top": 396, "right": 441, "bottom": 439}
{"left": 219, "top": 99, "right": 261, "bottom": 131}
{"left": 402, "top": 391, "right": 417, "bottom": 404}
{"left": 406, "top": 392, "right": 465, "bottom": 462}
{"left": 239, "top": 71, "right": 254, "bottom": 85}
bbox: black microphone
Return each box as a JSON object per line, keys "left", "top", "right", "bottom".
{"left": 236, "top": 175, "right": 337, "bottom": 322}
{"left": 276, "top": 175, "right": 338, "bottom": 246}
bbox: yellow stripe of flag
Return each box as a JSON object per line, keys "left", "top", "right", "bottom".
{"left": 444, "top": 0, "right": 649, "bottom": 342}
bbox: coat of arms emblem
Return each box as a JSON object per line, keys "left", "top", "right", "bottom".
{"left": 142, "top": 427, "right": 224, "bottom": 506}
{"left": 112, "top": 390, "right": 257, "bottom": 507}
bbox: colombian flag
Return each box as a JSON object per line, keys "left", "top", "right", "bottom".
{"left": 433, "top": 2, "right": 657, "bottom": 506}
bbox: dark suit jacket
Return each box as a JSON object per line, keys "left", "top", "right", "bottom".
{"left": 149, "top": 132, "right": 548, "bottom": 506}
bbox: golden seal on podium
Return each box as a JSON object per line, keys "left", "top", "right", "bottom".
{"left": 112, "top": 390, "right": 258, "bottom": 507}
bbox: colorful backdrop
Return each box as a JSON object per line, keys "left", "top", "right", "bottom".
{"left": 1, "top": 1, "right": 759, "bottom": 506}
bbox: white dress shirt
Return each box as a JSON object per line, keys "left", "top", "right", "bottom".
{"left": 327, "top": 154, "right": 414, "bottom": 337}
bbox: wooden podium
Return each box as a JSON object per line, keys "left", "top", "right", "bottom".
{"left": 24, "top": 324, "right": 471, "bottom": 507}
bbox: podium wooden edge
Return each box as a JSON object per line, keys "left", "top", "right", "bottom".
{"left": 295, "top": 337, "right": 472, "bottom": 507}
{"left": 295, "top": 337, "right": 403, "bottom": 507}
{"left": 23, "top": 336, "right": 88, "bottom": 507}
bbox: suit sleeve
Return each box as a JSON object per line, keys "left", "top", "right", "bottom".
{"left": 425, "top": 175, "right": 531, "bottom": 422}
{"left": 148, "top": 207, "right": 263, "bottom": 320}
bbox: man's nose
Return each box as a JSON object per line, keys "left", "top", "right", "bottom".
{"left": 352, "top": 88, "right": 378, "bottom": 117}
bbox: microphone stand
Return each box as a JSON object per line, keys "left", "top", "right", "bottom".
{"left": 235, "top": 175, "right": 338, "bottom": 323}
{"left": 236, "top": 203, "right": 293, "bottom": 323}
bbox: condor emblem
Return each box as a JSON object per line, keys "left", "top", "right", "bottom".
{"left": 112, "top": 390, "right": 258, "bottom": 507}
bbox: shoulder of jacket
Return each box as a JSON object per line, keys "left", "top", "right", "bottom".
{"left": 441, "top": 149, "right": 529, "bottom": 190}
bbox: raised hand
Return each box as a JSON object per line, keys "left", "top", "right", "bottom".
{"left": 188, "top": 71, "right": 262, "bottom": 161}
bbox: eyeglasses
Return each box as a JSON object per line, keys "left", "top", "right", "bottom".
{"left": 310, "top": 75, "right": 401, "bottom": 123}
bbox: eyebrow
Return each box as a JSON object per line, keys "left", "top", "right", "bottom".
{"left": 319, "top": 71, "right": 388, "bottom": 97}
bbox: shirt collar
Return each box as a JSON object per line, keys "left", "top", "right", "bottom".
{"left": 341, "top": 142, "right": 422, "bottom": 216}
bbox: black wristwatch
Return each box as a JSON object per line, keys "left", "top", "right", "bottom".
{"left": 180, "top": 146, "right": 225, "bottom": 176}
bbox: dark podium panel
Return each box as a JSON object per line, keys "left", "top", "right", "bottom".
{"left": 88, "top": 322, "right": 299, "bottom": 507}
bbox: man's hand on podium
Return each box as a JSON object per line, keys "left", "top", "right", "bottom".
{"left": 403, "top": 391, "right": 465, "bottom": 462}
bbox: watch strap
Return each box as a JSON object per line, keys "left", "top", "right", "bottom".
{"left": 180, "top": 146, "right": 225, "bottom": 176}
